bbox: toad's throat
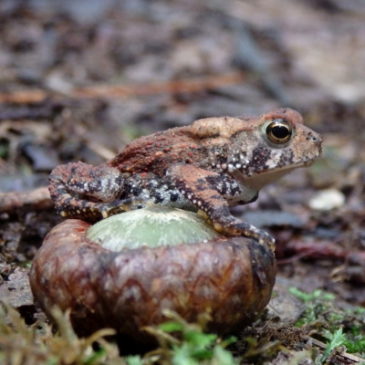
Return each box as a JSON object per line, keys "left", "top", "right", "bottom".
{"left": 238, "top": 163, "right": 304, "bottom": 190}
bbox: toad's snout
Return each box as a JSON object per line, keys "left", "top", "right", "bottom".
{"left": 307, "top": 130, "right": 322, "bottom": 157}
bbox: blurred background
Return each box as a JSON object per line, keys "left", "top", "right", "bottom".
{"left": 0, "top": 0, "right": 365, "bottom": 167}
{"left": 0, "top": 0, "right": 365, "bottom": 353}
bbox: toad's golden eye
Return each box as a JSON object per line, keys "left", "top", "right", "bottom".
{"left": 265, "top": 119, "right": 292, "bottom": 144}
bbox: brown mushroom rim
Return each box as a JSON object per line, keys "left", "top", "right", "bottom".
{"left": 30, "top": 219, "right": 276, "bottom": 340}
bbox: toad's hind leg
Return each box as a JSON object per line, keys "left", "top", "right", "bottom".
{"left": 49, "top": 162, "right": 131, "bottom": 221}
{"left": 169, "top": 165, "right": 275, "bottom": 249}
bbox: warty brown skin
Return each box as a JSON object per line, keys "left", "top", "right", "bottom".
{"left": 48, "top": 108, "right": 322, "bottom": 246}
{"left": 29, "top": 219, "right": 276, "bottom": 343}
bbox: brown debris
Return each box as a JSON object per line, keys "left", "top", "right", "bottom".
{"left": 0, "top": 187, "right": 52, "bottom": 213}
{"left": 0, "top": 72, "right": 245, "bottom": 104}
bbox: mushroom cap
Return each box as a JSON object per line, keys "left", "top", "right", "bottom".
{"left": 30, "top": 209, "right": 276, "bottom": 343}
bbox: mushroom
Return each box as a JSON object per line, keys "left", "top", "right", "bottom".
{"left": 30, "top": 207, "right": 276, "bottom": 344}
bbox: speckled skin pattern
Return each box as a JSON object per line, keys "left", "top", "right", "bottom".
{"left": 49, "top": 108, "right": 322, "bottom": 246}
{"left": 29, "top": 219, "right": 276, "bottom": 342}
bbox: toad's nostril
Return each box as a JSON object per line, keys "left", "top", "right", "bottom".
{"left": 311, "top": 134, "right": 322, "bottom": 144}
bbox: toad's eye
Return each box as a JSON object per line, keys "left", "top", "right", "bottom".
{"left": 265, "top": 119, "right": 292, "bottom": 144}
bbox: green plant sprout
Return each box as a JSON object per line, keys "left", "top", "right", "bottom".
{"left": 290, "top": 288, "right": 365, "bottom": 361}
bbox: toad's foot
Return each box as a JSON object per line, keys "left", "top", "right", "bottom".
{"left": 212, "top": 217, "right": 275, "bottom": 251}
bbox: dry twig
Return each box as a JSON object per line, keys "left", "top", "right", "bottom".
{"left": 0, "top": 187, "right": 52, "bottom": 213}
{"left": 0, "top": 72, "right": 245, "bottom": 104}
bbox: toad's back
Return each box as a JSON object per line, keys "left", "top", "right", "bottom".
{"left": 108, "top": 127, "right": 205, "bottom": 175}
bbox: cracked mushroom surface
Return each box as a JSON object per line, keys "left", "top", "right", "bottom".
{"left": 30, "top": 208, "right": 276, "bottom": 343}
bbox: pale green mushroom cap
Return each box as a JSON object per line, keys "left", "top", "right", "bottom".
{"left": 87, "top": 206, "right": 220, "bottom": 251}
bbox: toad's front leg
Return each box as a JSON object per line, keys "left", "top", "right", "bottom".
{"left": 168, "top": 165, "right": 275, "bottom": 249}
{"left": 49, "top": 162, "right": 128, "bottom": 221}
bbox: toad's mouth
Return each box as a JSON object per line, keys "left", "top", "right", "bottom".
{"left": 261, "top": 155, "right": 317, "bottom": 173}
{"left": 303, "top": 159, "right": 315, "bottom": 167}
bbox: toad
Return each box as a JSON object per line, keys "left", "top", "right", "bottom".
{"left": 49, "top": 108, "right": 322, "bottom": 247}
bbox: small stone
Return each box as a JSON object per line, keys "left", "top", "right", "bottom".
{"left": 308, "top": 188, "right": 345, "bottom": 211}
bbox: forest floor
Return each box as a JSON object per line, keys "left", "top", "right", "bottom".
{"left": 0, "top": 1, "right": 365, "bottom": 364}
